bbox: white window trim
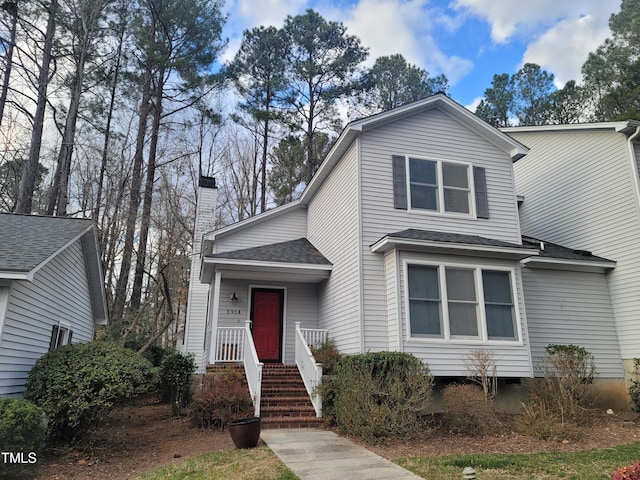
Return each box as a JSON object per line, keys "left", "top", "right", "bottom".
{"left": 53, "top": 321, "right": 72, "bottom": 349}
{"left": 406, "top": 155, "right": 477, "bottom": 218}
{"left": 403, "top": 259, "right": 523, "bottom": 345}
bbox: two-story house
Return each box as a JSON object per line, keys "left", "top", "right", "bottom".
{"left": 184, "top": 94, "right": 625, "bottom": 419}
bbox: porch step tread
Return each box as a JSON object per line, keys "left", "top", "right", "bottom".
{"left": 262, "top": 389, "right": 309, "bottom": 397}
{"left": 261, "top": 395, "right": 311, "bottom": 405}
{"left": 261, "top": 416, "right": 324, "bottom": 429}
{"left": 262, "top": 377, "right": 304, "bottom": 384}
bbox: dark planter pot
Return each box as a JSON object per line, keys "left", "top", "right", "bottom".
{"left": 227, "top": 417, "right": 261, "bottom": 448}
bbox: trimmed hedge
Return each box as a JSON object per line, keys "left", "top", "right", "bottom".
{"left": 323, "top": 352, "right": 434, "bottom": 443}
{"left": 25, "top": 341, "right": 157, "bottom": 443}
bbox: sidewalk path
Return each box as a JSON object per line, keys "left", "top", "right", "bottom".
{"left": 261, "top": 428, "right": 424, "bottom": 480}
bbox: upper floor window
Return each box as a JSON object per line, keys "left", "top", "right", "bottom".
{"left": 407, "top": 262, "right": 518, "bottom": 342}
{"left": 409, "top": 158, "right": 471, "bottom": 214}
{"left": 392, "top": 155, "right": 489, "bottom": 218}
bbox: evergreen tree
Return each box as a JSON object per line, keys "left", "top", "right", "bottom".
{"left": 283, "top": 9, "right": 367, "bottom": 183}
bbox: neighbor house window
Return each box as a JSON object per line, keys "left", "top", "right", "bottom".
{"left": 49, "top": 323, "right": 72, "bottom": 351}
{"left": 407, "top": 263, "right": 518, "bottom": 342}
{"left": 408, "top": 157, "right": 472, "bottom": 214}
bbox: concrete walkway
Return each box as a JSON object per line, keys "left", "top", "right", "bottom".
{"left": 261, "top": 429, "right": 424, "bottom": 480}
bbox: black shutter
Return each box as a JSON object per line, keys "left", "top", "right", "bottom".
{"left": 392, "top": 155, "right": 407, "bottom": 210}
{"left": 67, "top": 330, "right": 73, "bottom": 345}
{"left": 49, "top": 325, "right": 59, "bottom": 351}
{"left": 474, "top": 166, "right": 489, "bottom": 219}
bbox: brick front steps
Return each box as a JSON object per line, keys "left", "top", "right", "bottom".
{"left": 206, "top": 363, "right": 323, "bottom": 429}
{"left": 260, "top": 364, "right": 323, "bottom": 429}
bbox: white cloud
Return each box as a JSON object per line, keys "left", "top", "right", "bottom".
{"left": 465, "top": 96, "right": 483, "bottom": 112}
{"left": 452, "top": 0, "right": 618, "bottom": 44}
{"left": 220, "top": 0, "right": 309, "bottom": 63}
{"left": 341, "top": 0, "right": 473, "bottom": 85}
{"left": 522, "top": 13, "right": 613, "bottom": 87}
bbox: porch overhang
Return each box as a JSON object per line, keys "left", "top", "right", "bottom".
{"left": 201, "top": 258, "right": 332, "bottom": 283}
{"left": 371, "top": 229, "right": 538, "bottom": 260}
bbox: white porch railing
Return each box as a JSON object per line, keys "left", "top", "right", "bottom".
{"left": 213, "top": 323, "right": 263, "bottom": 417}
{"left": 295, "top": 322, "right": 329, "bottom": 417}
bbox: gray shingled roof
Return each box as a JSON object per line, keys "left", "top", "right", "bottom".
{"left": 0, "top": 214, "right": 94, "bottom": 273}
{"left": 384, "top": 229, "right": 533, "bottom": 250}
{"left": 521, "top": 235, "right": 613, "bottom": 263}
{"left": 208, "top": 238, "right": 331, "bottom": 265}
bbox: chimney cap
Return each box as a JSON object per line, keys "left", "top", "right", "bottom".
{"left": 199, "top": 176, "right": 216, "bottom": 189}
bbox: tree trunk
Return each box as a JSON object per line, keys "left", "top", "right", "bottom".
{"left": 0, "top": 2, "right": 18, "bottom": 130}
{"left": 131, "top": 69, "right": 165, "bottom": 311}
{"left": 94, "top": 0, "right": 127, "bottom": 223}
{"left": 110, "top": 67, "right": 154, "bottom": 321}
{"left": 15, "top": 0, "right": 58, "bottom": 214}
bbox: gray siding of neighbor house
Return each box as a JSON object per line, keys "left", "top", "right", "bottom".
{"left": 216, "top": 279, "right": 319, "bottom": 365}
{"left": 0, "top": 240, "right": 94, "bottom": 396}
{"left": 397, "top": 252, "right": 532, "bottom": 377}
{"left": 511, "top": 129, "right": 640, "bottom": 360}
{"left": 213, "top": 207, "right": 307, "bottom": 253}
{"left": 307, "top": 141, "right": 362, "bottom": 354}
{"left": 359, "top": 108, "right": 523, "bottom": 353}
{"left": 521, "top": 267, "right": 623, "bottom": 378}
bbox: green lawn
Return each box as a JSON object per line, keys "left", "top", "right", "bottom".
{"left": 135, "top": 446, "right": 299, "bottom": 480}
{"left": 133, "top": 441, "right": 640, "bottom": 480}
{"left": 394, "top": 442, "right": 640, "bottom": 480}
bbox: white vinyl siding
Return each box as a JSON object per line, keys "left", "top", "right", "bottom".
{"left": 399, "top": 252, "right": 531, "bottom": 377}
{"left": 213, "top": 207, "right": 307, "bottom": 253}
{"left": 307, "top": 142, "right": 361, "bottom": 354}
{"left": 521, "top": 267, "right": 623, "bottom": 378}
{"left": 215, "top": 279, "right": 319, "bottom": 365}
{"left": 360, "top": 108, "right": 523, "bottom": 353}
{"left": 512, "top": 129, "right": 640, "bottom": 360}
{"left": 0, "top": 240, "right": 95, "bottom": 397}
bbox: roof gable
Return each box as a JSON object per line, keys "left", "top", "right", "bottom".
{"left": 0, "top": 214, "right": 94, "bottom": 277}
{"left": 301, "top": 93, "right": 528, "bottom": 205}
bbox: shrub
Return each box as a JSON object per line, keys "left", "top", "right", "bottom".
{"left": 310, "top": 337, "right": 341, "bottom": 375}
{"left": 442, "top": 383, "right": 497, "bottom": 435}
{"left": 158, "top": 350, "right": 196, "bottom": 415}
{"left": 25, "top": 341, "right": 157, "bottom": 443}
{"left": 542, "top": 344, "right": 598, "bottom": 422}
{"left": 612, "top": 463, "right": 640, "bottom": 480}
{"left": 464, "top": 349, "right": 497, "bottom": 402}
{"left": 191, "top": 370, "right": 254, "bottom": 429}
{"left": 628, "top": 359, "right": 640, "bottom": 413}
{"left": 0, "top": 398, "right": 45, "bottom": 454}
{"left": 518, "top": 379, "right": 580, "bottom": 440}
{"left": 326, "top": 352, "right": 434, "bottom": 443}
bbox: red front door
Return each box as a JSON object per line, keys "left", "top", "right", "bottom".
{"left": 250, "top": 289, "right": 283, "bottom": 362}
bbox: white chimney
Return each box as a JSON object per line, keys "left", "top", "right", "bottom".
{"left": 183, "top": 177, "right": 218, "bottom": 371}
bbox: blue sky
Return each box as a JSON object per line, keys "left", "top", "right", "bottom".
{"left": 220, "top": 0, "right": 621, "bottom": 110}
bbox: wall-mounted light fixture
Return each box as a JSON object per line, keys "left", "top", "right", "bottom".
{"left": 230, "top": 291, "right": 239, "bottom": 305}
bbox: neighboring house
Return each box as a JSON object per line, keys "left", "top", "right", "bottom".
{"left": 508, "top": 121, "right": 640, "bottom": 378}
{"left": 184, "top": 94, "right": 626, "bottom": 415}
{"left": 0, "top": 214, "right": 108, "bottom": 397}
